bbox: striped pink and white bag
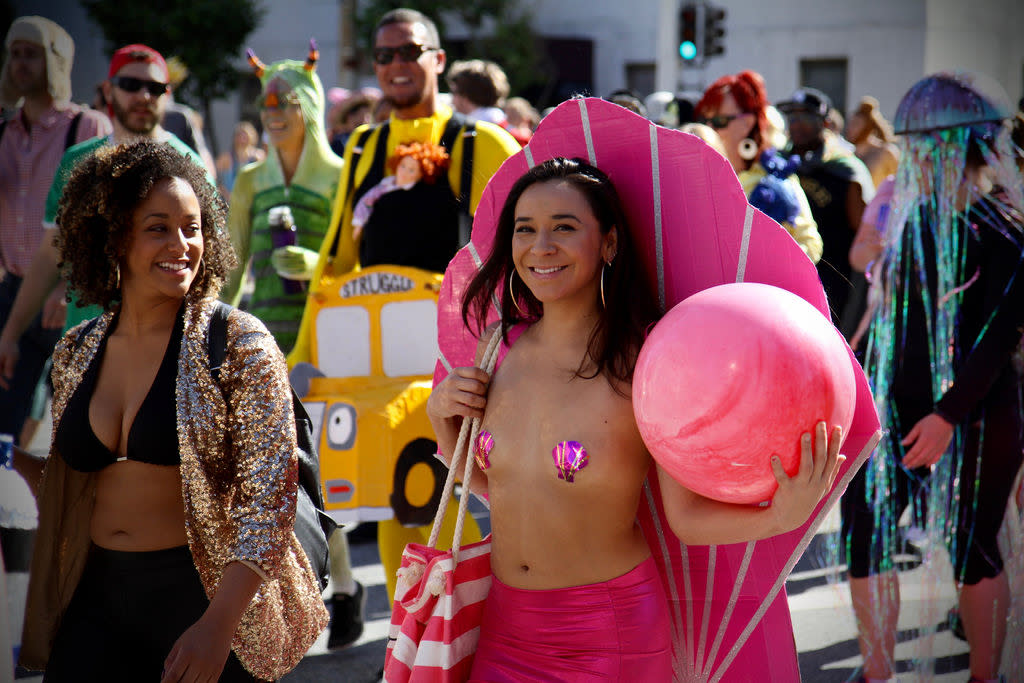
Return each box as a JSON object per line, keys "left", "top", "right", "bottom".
{"left": 383, "top": 328, "right": 502, "bottom": 683}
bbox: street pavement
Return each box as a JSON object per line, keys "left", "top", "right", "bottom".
{"left": 279, "top": 507, "right": 975, "bottom": 683}
{"left": 5, "top": 413, "right": 983, "bottom": 682}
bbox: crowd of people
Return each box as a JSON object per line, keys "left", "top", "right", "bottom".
{"left": 0, "top": 6, "right": 1022, "bottom": 683}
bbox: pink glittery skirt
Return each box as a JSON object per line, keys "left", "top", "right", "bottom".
{"left": 468, "top": 556, "right": 672, "bottom": 682}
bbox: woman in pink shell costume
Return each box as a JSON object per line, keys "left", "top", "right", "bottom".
{"left": 426, "top": 99, "right": 880, "bottom": 681}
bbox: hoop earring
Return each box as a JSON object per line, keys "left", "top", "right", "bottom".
{"left": 508, "top": 269, "right": 524, "bottom": 316}
{"left": 114, "top": 264, "right": 121, "bottom": 291}
{"left": 600, "top": 261, "right": 610, "bottom": 310}
{"left": 738, "top": 138, "right": 758, "bottom": 161}
{"left": 196, "top": 257, "right": 206, "bottom": 282}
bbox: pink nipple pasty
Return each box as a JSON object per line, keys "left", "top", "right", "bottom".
{"left": 552, "top": 440, "right": 589, "bottom": 482}
{"left": 475, "top": 430, "right": 494, "bottom": 470}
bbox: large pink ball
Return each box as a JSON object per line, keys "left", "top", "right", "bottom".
{"left": 633, "top": 283, "right": 856, "bottom": 504}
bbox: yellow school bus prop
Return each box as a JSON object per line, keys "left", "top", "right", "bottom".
{"left": 291, "top": 265, "right": 450, "bottom": 527}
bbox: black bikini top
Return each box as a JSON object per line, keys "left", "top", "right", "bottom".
{"left": 55, "top": 305, "right": 184, "bottom": 471}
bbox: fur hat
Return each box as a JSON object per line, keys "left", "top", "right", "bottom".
{"left": 1, "top": 16, "right": 74, "bottom": 107}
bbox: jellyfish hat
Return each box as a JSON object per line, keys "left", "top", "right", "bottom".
{"left": 859, "top": 71, "right": 1024, "bottom": 676}
{"left": 432, "top": 98, "right": 881, "bottom": 682}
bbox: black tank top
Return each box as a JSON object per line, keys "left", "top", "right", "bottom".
{"left": 56, "top": 305, "right": 184, "bottom": 471}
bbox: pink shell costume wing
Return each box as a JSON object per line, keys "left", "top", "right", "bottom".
{"left": 433, "top": 98, "right": 881, "bottom": 682}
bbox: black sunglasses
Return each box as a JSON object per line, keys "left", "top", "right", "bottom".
{"left": 700, "top": 114, "right": 740, "bottom": 129}
{"left": 372, "top": 43, "right": 437, "bottom": 66}
{"left": 111, "top": 76, "right": 169, "bottom": 97}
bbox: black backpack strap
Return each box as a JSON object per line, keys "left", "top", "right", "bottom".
{"left": 437, "top": 112, "right": 476, "bottom": 244}
{"left": 204, "top": 300, "right": 334, "bottom": 590}
{"left": 351, "top": 121, "right": 391, "bottom": 209}
{"left": 437, "top": 112, "right": 463, "bottom": 151}
{"left": 0, "top": 119, "right": 6, "bottom": 144}
{"left": 343, "top": 125, "right": 378, "bottom": 207}
{"left": 328, "top": 124, "right": 381, "bottom": 262}
{"left": 63, "top": 112, "right": 83, "bottom": 151}
{"left": 73, "top": 316, "right": 102, "bottom": 349}
{"left": 207, "top": 301, "right": 232, "bottom": 383}
{"left": 205, "top": 300, "right": 321, "bottom": 500}
{"left": 437, "top": 113, "right": 477, "bottom": 215}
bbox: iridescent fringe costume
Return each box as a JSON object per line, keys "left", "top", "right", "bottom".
{"left": 838, "top": 71, "right": 1024, "bottom": 676}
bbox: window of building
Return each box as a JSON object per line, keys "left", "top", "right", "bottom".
{"left": 625, "top": 63, "right": 656, "bottom": 98}
{"left": 799, "top": 58, "right": 848, "bottom": 115}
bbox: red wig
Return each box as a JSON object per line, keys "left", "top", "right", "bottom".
{"left": 694, "top": 70, "right": 771, "bottom": 158}
{"left": 387, "top": 141, "right": 450, "bottom": 184}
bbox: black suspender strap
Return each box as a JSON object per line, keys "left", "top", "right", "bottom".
{"left": 63, "top": 112, "right": 83, "bottom": 150}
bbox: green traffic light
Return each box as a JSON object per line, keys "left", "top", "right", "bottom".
{"left": 679, "top": 40, "right": 697, "bottom": 60}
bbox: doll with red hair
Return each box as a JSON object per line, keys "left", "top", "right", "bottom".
{"left": 352, "top": 141, "right": 450, "bottom": 241}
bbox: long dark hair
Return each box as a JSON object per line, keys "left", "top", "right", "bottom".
{"left": 462, "top": 157, "right": 660, "bottom": 389}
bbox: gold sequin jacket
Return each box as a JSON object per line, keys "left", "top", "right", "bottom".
{"left": 20, "top": 296, "right": 328, "bottom": 679}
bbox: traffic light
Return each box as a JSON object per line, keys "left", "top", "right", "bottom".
{"left": 678, "top": 4, "right": 699, "bottom": 61}
{"left": 704, "top": 5, "right": 726, "bottom": 58}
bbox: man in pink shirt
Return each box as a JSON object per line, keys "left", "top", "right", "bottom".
{"left": 0, "top": 16, "right": 110, "bottom": 444}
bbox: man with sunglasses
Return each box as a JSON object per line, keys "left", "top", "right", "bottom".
{"left": 0, "top": 44, "right": 207, "bottom": 385}
{"left": 0, "top": 17, "right": 111, "bottom": 449}
{"left": 777, "top": 87, "right": 874, "bottom": 340}
{"left": 291, "top": 8, "right": 520, "bottom": 366}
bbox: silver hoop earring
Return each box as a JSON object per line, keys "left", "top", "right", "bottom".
{"left": 508, "top": 269, "right": 524, "bottom": 316}
{"left": 738, "top": 138, "right": 758, "bottom": 161}
{"left": 114, "top": 264, "right": 121, "bottom": 291}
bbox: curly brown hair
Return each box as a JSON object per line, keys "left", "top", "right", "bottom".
{"left": 386, "top": 141, "right": 450, "bottom": 184}
{"left": 55, "top": 141, "right": 237, "bottom": 310}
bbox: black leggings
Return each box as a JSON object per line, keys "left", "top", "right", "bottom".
{"left": 44, "top": 545, "right": 266, "bottom": 682}
{"left": 841, "top": 410, "right": 1023, "bottom": 585}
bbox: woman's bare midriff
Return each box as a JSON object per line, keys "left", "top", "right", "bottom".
{"left": 488, "top": 481, "right": 652, "bottom": 590}
{"left": 90, "top": 460, "right": 188, "bottom": 551}
{"left": 481, "top": 327, "right": 654, "bottom": 590}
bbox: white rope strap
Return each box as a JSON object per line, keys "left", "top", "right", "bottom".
{"left": 425, "top": 325, "right": 504, "bottom": 565}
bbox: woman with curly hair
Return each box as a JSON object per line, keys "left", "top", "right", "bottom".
{"left": 10, "top": 140, "right": 327, "bottom": 681}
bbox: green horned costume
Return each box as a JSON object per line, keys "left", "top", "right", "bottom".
{"left": 223, "top": 41, "right": 343, "bottom": 353}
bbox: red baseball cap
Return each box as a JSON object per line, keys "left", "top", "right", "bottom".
{"left": 108, "top": 44, "right": 169, "bottom": 82}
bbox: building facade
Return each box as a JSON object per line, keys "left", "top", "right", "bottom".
{"left": 7, "top": 0, "right": 1022, "bottom": 154}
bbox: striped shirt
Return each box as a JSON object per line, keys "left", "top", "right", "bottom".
{"left": 0, "top": 104, "right": 111, "bottom": 275}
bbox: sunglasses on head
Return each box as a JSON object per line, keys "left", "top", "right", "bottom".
{"left": 372, "top": 43, "right": 437, "bottom": 65}
{"left": 700, "top": 114, "right": 741, "bottom": 129}
{"left": 111, "top": 76, "right": 169, "bottom": 97}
